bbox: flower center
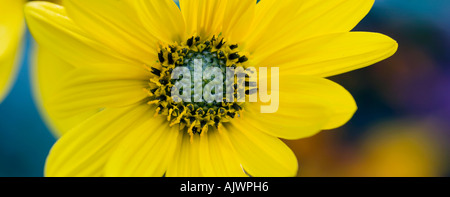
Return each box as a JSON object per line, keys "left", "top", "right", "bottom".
{"left": 146, "top": 35, "right": 251, "bottom": 137}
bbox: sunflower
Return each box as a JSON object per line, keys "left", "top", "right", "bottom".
{"left": 26, "top": 0, "right": 397, "bottom": 177}
{"left": 0, "top": 0, "right": 25, "bottom": 103}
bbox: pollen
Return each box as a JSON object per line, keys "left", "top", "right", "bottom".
{"left": 145, "top": 35, "right": 253, "bottom": 137}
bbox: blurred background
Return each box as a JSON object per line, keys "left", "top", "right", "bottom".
{"left": 0, "top": 0, "right": 449, "bottom": 177}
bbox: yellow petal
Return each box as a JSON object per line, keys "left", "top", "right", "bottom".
{"left": 105, "top": 116, "right": 180, "bottom": 177}
{"left": 133, "top": 0, "right": 186, "bottom": 43}
{"left": 245, "top": 74, "right": 357, "bottom": 139}
{"left": 47, "top": 68, "right": 148, "bottom": 118}
{"left": 165, "top": 133, "right": 202, "bottom": 177}
{"left": 255, "top": 32, "right": 398, "bottom": 77}
{"left": 32, "top": 47, "right": 99, "bottom": 136}
{"left": 24, "top": 2, "right": 135, "bottom": 69}
{"left": 0, "top": 0, "right": 25, "bottom": 102}
{"left": 244, "top": 0, "right": 374, "bottom": 54}
{"left": 45, "top": 105, "right": 152, "bottom": 177}
{"left": 223, "top": 124, "right": 298, "bottom": 177}
{"left": 180, "top": 0, "right": 227, "bottom": 38}
{"left": 199, "top": 128, "right": 247, "bottom": 177}
{"left": 63, "top": 0, "right": 158, "bottom": 64}
{"left": 221, "top": 0, "right": 256, "bottom": 43}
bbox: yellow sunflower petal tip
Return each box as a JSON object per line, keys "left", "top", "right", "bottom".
{"left": 0, "top": 0, "right": 25, "bottom": 103}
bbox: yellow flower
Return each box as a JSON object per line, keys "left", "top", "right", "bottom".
{"left": 26, "top": 0, "right": 397, "bottom": 177}
{"left": 0, "top": 0, "right": 25, "bottom": 103}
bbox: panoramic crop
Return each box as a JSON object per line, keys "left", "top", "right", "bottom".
{"left": 25, "top": 0, "right": 397, "bottom": 177}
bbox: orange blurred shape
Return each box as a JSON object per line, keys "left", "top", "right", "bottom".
{"left": 286, "top": 120, "right": 448, "bottom": 177}
{"left": 351, "top": 120, "right": 447, "bottom": 177}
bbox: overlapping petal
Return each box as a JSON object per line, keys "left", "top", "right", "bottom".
{"left": 180, "top": 0, "right": 256, "bottom": 43}
{"left": 63, "top": 0, "right": 159, "bottom": 64}
{"left": 133, "top": 0, "right": 186, "bottom": 43}
{"left": 46, "top": 68, "right": 149, "bottom": 118}
{"left": 223, "top": 124, "right": 298, "bottom": 177}
{"left": 244, "top": 74, "right": 357, "bottom": 140}
{"left": 221, "top": 0, "right": 256, "bottom": 43}
{"left": 32, "top": 47, "right": 98, "bottom": 136}
{"left": 45, "top": 105, "right": 152, "bottom": 177}
{"left": 254, "top": 32, "right": 398, "bottom": 77}
{"left": 244, "top": 0, "right": 375, "bottom": 54}
{"left": 165, "top": 133, "right": 203, "bottom": 177}
{"left": 179, "top": 0, "right": 226, "bottom": 38}
{"left": 25, "top": 2, "right": 136, "bottom": 69}
{"left": 105, "top": 116, "right": 180, "bottom": 177}
{"left": 199, "top": 129, "right": 247, "bottom": 177}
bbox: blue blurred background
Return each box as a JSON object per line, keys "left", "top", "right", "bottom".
{"left": 0, "top": 32, "right": 55, "bottom": 177}
{"left": 0, "top": 0, "right": 449, "bottom": 177}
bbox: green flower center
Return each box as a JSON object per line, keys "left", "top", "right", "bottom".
{"left": 146, "top": 35, "right": 251, "bottom": 136}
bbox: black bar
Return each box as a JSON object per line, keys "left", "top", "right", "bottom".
{"left": 0, "top": 177, "right": 446, "bottom": 195}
